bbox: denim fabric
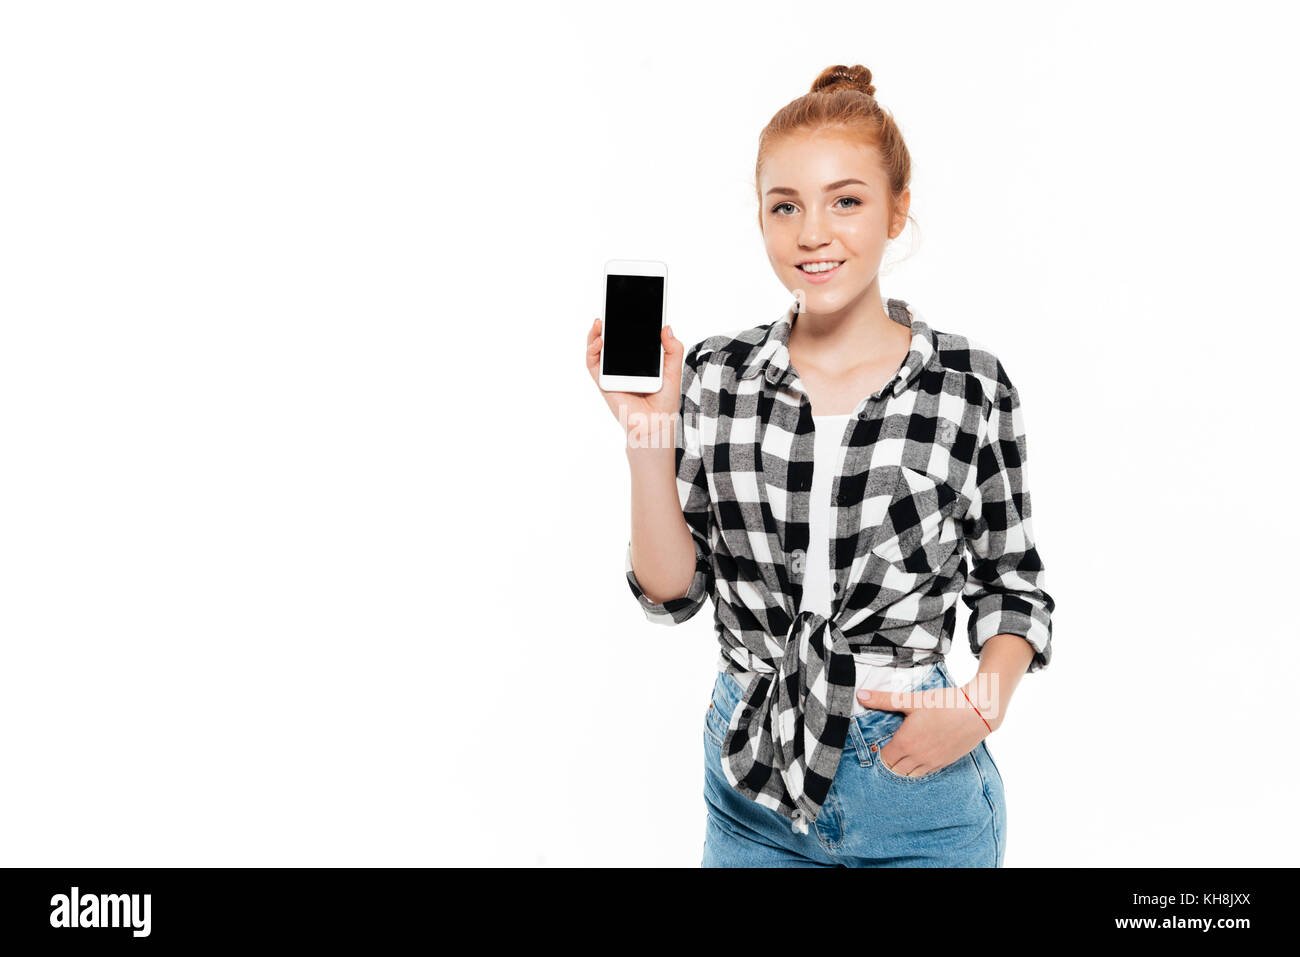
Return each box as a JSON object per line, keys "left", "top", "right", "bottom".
{"left": 701, "top": 659, "right": 1007, "bottom": 867}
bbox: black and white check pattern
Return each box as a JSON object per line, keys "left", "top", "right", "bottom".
{"left": 625, "top": 298, "right": 1055, "bottom": 834}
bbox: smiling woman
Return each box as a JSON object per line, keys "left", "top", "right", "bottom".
{"left": 756, "top": 65, "right": 915, "bottom": 327}
{"left": 595, "top": 62, "right": 1054, "bottom": 868}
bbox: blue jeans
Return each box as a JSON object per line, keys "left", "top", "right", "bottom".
{"left": 702, "top": 659, "right": 1007, "bottom": 867}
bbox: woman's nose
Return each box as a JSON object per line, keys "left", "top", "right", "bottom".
{"left": 798, "top": 212, "right": 829, "bottom": 248}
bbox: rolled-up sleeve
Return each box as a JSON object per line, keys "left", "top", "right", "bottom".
{"left": 961, "top": 371, "right": 1055, "bottom": 671}
{"left": 625, "top": 342, "right": 714, "bottom": 625}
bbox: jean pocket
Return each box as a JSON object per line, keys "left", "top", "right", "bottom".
{"left": 871, "top": 733, "right": 969, "bottom": 783}
{"left": 855, "top": 660, "right": 966, "bottom": 782}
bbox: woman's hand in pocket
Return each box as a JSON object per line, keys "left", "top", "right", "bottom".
{"left": 856, "top": 682, "right": 991, "bottom": 778}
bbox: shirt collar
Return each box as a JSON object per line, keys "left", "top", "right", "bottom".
{"left": 739, "top": 297, "right": 936, "bottom": 399}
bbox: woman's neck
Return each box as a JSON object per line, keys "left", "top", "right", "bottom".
{"left": 788, "top": 298, "right": 908, "bottom": 378}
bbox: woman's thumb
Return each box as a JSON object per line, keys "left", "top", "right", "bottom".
{"left": 660, "top": 325, "right": 684, "bottom": 387}
{"left": 662, "top": 324, "right": 682, "bottom": 358}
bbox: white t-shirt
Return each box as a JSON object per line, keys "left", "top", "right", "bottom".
{"left": 717, "top": 412, "right": 936, "bottom": 713}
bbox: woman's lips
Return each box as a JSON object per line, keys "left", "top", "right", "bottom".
{"left": 796, "top": 261, "right": 843, "bottom": 284}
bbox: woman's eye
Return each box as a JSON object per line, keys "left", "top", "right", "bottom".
{"left": 770, "top": 197, "right": 859, "bottom": 215}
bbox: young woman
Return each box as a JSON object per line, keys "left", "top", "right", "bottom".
{"left": 586, "top": 64, "right": 1055, "bottom": 867}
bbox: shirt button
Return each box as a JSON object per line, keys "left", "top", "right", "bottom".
{"left": 833, "top": 583, "right": 840, "bottom": 593}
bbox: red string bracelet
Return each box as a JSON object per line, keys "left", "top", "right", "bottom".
{"left": 959, "top": 684, "right": 992, "bottom": 733}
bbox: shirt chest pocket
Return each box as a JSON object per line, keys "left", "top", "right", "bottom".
{"left": 869, "top": 466, "right": 963, "bottom": 573}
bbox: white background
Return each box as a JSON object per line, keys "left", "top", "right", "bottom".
{"left": 2, "top": 0, "right": 1296, "bottom": 867}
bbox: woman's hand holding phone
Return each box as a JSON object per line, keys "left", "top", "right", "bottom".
{"left": 586, "top": 317, "right": 683, "bottom": 451}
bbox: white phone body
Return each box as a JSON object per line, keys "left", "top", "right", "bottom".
{"left": 599, "top": 259, "right": 667, "bottom": 394}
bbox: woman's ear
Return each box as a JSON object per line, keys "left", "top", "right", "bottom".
{"left": 890, "top": 187, "right": 911, "bottom": 239}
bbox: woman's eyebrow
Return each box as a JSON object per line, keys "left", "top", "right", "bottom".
{"left": 764, "top": 178, "right": 868, "bottom": 197}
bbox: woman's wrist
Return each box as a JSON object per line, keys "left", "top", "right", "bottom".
{"left": 970, "top": 633, "right": 1036, "bottom": 733}
{"left": 957, "top": 680, "right": 999, "bottom": 736}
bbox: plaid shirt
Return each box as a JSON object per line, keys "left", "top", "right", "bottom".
{"left": 624, "top": 297, "right": 1055, "bottom": 835}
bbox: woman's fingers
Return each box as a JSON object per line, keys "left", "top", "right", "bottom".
{"left": 856, "top": 687, "right": 918, "bottom": 712}
{"left": 881, "top": 748, "right": 921, "bottom": 777}
{"left": 587, "top": 318, "right": 603, "bottom": 382}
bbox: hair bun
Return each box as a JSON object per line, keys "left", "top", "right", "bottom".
{"left": 811, "top": 64, "right": 875, "bottom": 97}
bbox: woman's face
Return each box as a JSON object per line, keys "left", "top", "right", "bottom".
{"left": 758, "top": 129, "right": 908, "bottom": 316}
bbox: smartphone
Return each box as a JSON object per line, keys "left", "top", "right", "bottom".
{"left": 598, "top": 259, "right": 667, "bottom": 394}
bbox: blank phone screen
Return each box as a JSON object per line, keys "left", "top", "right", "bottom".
{"left": 603, "top": 274, "right": 664, "bottom": 377}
